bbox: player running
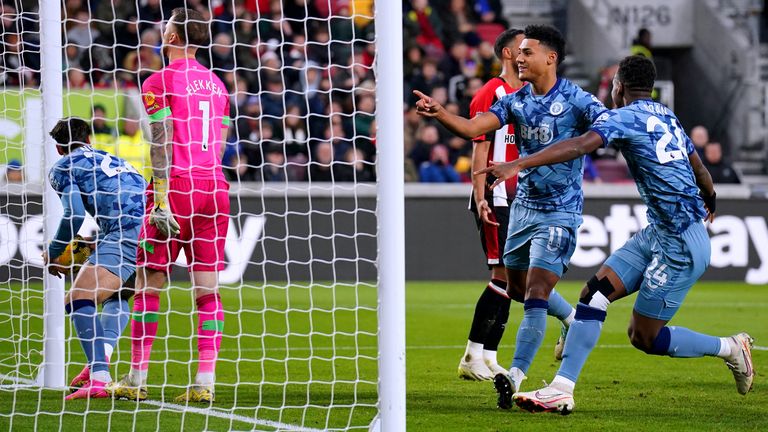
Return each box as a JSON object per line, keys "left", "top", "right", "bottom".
{"left": 108, "top": 7, "right": 231, "bottom": 403}
{"left": 414, "top": 25, "right": 605, "bottom": 405}
{"left": 44, "top": 118, "right": 146, "bottom": 400}
{"left": 479, "top": 55, "right": 755, "bottom": 414}
{"left": 459, "top": 28, "right": 570, "bottom": 381}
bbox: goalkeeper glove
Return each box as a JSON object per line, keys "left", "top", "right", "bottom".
{"left": 149, "top": 178, "right": 181, "bottom": 238}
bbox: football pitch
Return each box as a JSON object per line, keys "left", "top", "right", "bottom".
{"left": 0, "top": 281, "right": 766, "bottom": 431}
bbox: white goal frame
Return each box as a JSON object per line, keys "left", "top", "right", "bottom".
{"left": 35, "top": 0, "right": 406, "bottom": 430}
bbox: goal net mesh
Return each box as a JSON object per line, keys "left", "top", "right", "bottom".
{"left": 0, "top": 1, "right": 380, "bottom": 430}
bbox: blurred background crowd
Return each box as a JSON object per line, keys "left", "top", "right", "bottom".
{"left": 2, "top": 0, "right": 761, "bottom": 184}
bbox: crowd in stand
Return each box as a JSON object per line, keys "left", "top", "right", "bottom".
{"left": 0, "top": 0, "right": 743, "bottom": 183}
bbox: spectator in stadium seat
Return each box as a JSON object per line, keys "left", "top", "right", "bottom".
{"left": 121, "top": 29, "right": 163, "bottom": 85}
{"left": 67, "top": 69, "right": 90, "bottom": 89}
{"left": 703, "top": 142, "right": 741, "bottom": 184}
{"left": 405, "top": 45, "right": 426, "bottom": 79}
{"left": 409, "top": 60, "right": 445, "bottom": 103}
{"left": 475, "top": 40, "right": 501, "bottom": 82}
{"left": 309, "top": 142, "right": 336, "bottom": 182}
{"left": 64, "top": 44, "right": 84, "bottom": 71}
{"left": 260, "top": 74, "right": 290, "bottom": 121}
{"left": 262, "top": 146, "right": 287, "bottom": 182}
{"left": 137, "top": 0, "right": 163, "bottom": 34}
{"left": 336, "top": 147, "right": 375, "bottom": 182}
{"left": 210, "top": 33, "right": 236, "bottom": 74}
{"left": 355, "top": 93, "right": 376, "bottom": 137}
{"left": 2, "top": 31, "right": 40, "bottom": 87}
{"left": 280, "top": 105, "right": 310, "bottom": 181}
{"left": 410, "top": 124, "right": 443, "bottom": 168}
{"left": 436, "top": 0, "right": 476, "bottom": 48}
{"left": 405, "top": 0, "right": 446, "bottom": 57}
{"left": 2, "top": 160, "right": 23, "bottom": 184}
{"left": 66, "top": 10, "right": 100, "bottom": 50}
{"left": 89, "top": 104, "right": 117, "bottom": 151}
{"left": 438, "top": 41, "right": 470, "bottom": 80}
{"left": 419, "top": 144, "right": 461, "bottom": 183}
{"left": 689, "top": 125, "right": 710, "bottom": 159}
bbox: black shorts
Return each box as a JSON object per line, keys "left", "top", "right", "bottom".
{"left": 470, "top": 201, "right": 510, "bottom": 269}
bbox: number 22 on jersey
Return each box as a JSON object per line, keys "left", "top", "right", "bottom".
{"left": 647, "top": 115, "right": 686, "bottom": 164}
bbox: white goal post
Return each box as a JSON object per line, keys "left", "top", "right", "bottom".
{"left": 1, "top": 0, "right": 406, "bottom": 430}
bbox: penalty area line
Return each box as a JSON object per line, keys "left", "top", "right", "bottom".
{"left": 0, "top": 373, "right": 37, "bottom": 389}
{"left": 139, "top": 399, "right": 325, "bottom": 432}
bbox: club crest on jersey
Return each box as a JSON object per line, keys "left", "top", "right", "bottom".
{"left": 549, "top": 102, "right": 564, "bottom": 116}
{"left": 144, "top": 92, "right": 156, "bottom": 107}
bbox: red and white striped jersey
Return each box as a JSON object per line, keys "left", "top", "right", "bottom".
{"left": 470, "top": 77, "right": 521, "bottom": 207}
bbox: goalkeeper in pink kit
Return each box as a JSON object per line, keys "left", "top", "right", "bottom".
{"left": 108, "top": 8, "right": 231, "bottom": 403}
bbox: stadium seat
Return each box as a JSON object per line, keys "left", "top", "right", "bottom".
{"left": 476, "top": 23, "right": 506, "bottom": 45}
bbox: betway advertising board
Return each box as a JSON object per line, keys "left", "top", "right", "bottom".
{"left": 1, "top": 186, "right": 766, "bottom": 284}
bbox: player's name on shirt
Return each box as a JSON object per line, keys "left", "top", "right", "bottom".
{"left": 636, "top": 100, "right": 670, "bottom": 116}
{"left": 185, "top": 79, "right": 225, "bottom": 97}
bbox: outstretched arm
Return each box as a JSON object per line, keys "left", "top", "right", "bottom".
{"left": 43, "top": 184, "right": 86, "bottom": 277}
{"left": 413, "top": 90, "right": 501, "bottom": 140}
{"left": 48, "top": 184, "right": 86, "bottom": 259}
{"left": 475, "top": 131, "right": 604, "bottom": 189}
{"left": 688, "top": 150, "right": 716, "bottom": 222}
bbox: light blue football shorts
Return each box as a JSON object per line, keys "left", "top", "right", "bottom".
{"left": 604, "top": 221, "right": 710, "bottom": 321}
{"left": 502, "top": 203, "right": 582, "bottom": 278}
{"left": 87, "top": 226, "right": 140, "bottom": 283}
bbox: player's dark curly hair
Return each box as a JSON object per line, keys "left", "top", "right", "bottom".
{"left": 524, "top": 25, "right": 565, "bottom": 64}
{"left": 49, "top": 117, "right": 89, "bottom": 153}
{"left": 617, "top": 55, "right": 656, "bottom": 92}
{"left": 493, "top": 28, "right": 524, "bottom": 59}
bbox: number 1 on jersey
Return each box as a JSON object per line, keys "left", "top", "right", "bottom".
{"left": 199, "top": 100, "right": 211, "bottom": 152}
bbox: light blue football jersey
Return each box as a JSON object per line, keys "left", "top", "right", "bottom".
{"left": 489, "top": 78, "right": 607, "bottom": 214}
{"left": 48, "top": 146, "right": 147, "bottom": 235}
{"left": 590, "top": 99, "right": 707, "bottom": 233}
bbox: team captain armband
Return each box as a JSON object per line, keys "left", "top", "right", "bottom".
{"left": 143, "top": 90, "right": 172, "bottom": 122}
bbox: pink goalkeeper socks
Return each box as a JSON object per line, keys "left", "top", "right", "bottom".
{"left": 131, "top": 293, "right": 160, "bottom": 371}
{"left": 196, "top": 293, "right": 224, "bottom": 376}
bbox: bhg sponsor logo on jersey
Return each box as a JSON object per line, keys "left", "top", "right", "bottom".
{"left": 519, "top": 123, "right": 554, "bottom": 145}
{"left": 571, "top": 204, "right": 768, "bottom": 285}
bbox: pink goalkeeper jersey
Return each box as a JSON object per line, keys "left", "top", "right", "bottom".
{"left": 142, "top": 58, "right": 230, "bottom": 181}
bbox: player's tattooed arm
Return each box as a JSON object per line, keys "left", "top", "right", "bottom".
{"left": 688, "top": 150, "right": 716, "bottom": 221}
{"left": 148, "top": 118, "right": 180, "bottom": 236}
{"left": 476, "top": 131, "right": 603, "bottom": 189}
{"left": 412, "top": 90, "right": 501, "bottom": 139}
{"left": 150, "top": 119, "right": 174, "bottom": 180}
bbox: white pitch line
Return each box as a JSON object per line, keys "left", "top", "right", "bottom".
{"left": 139, "top": 399, "right": 325, "bottom": 432}
{"left": 415, "top": 302, "right": 768, "bottom": 309}
{"left": 0, "top": 373, "right": 38, "bottom": 389}
{"left": 3, "top": 344, "right": 767, "bottom": 358}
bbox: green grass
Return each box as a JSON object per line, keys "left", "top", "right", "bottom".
{"left": 407, "top": 282, "right": 768, "bottom": 432}
{"left": 0, "top": 282, "right": 379, "bottom": 431}
{"left": 0, "top": 281, "right": 766, "bottom": 431}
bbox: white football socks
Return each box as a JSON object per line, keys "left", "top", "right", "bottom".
{"left": 717, "top": 337, "right": 732, "bottom": 358}
{"left": 483, "top": 349, "right": 498, "bottom": 365}
{"left": 465, "top": 341, "right": 484, "bottom": 360}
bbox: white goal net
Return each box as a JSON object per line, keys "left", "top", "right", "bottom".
{"left": 0, "top": 1, "right": 403, "bottom": 430}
